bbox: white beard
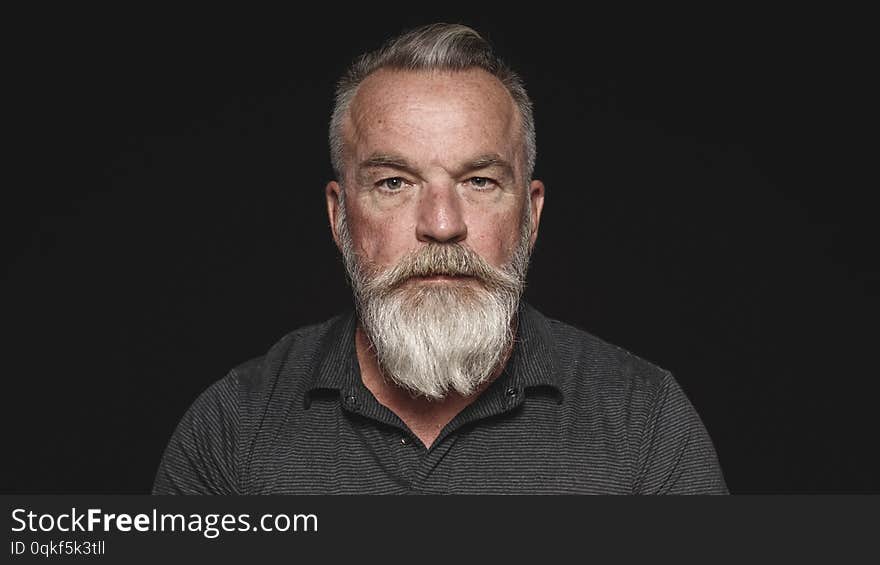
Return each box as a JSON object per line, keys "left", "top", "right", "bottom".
{"left": 359, "top": 274, "right": 518, "bottom": 399}
{"left": 337, "top": 195, "right": 532, "bottom": 400}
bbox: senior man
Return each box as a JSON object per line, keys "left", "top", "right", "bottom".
{"left": 153, "top": 23, "right": 727, "bottom": 494}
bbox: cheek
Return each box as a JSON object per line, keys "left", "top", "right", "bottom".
{"left": 348, "top": 205, "right": 416, "bottom": 265}
{"left": 468, "top": 208, "right": 523, "bottom": 264}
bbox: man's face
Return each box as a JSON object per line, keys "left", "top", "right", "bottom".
{"left": 325, "top": 67, "right": 545, "bottom": 399}
{"left": 327, "top": 67, "right": 544, "bottom": 285}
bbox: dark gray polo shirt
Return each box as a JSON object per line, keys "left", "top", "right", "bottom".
{"left": 152, "top": 303, "right": 727, "bottom": 494}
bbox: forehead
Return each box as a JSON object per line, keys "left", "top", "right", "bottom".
{"left": 344, "top": 68, "right": 521, "bottom": 169}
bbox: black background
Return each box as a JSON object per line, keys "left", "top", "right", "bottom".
{"left": 3, "top": 7, "right": 876, "bottom": 493}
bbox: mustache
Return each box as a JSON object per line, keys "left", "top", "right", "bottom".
{"left": 363, "top": 243, "right": 518, "bottom": 294}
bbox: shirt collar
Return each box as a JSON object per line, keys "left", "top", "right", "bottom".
{"left": 308, "top": 301, "right": 562, "bottom": 397}
{"left": 309, "top": 311, "right": 359, "bottom": 392}
{"left": 506, "top": 302, "right": 562, "bottom": 394}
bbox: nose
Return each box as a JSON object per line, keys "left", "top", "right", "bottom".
{"left": 415, "top": 183, "right": 468, "bottom": 244}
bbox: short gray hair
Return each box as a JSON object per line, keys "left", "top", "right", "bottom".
{"left": 329, "top": 23, "right": 536, "bottom": 185}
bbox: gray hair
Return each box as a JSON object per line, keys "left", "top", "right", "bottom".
{"left": 329, "top": 23, "right": 536, "bottom": 185}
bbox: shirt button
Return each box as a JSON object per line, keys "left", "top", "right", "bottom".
{"left": 506, "top": 387, "right": 518, "bottom": 397}
{"left": 400, "top": 437, "right": 409, "bottom": 445}
{"left": 345, "top": 394, "right": 357, "bottom": 405}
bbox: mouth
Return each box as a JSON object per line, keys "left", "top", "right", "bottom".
{"left": 408, "top": 274, "right": 476, "bottom": 284}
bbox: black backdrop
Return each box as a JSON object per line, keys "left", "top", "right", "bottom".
{"left": 3, "top": 8, "right": 876, "bottom": 493}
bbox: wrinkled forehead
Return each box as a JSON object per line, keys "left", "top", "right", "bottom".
{"left": 341, "top": 68, "right": 524, "bottom": 176}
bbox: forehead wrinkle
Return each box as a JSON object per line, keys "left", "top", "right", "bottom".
{"left": 344, "top": 67, "right": 526, "bottom": 182}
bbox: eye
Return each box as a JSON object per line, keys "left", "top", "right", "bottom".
{"left": 377, "top": 177, "right": 409, "bottom": 192}
{"left": 465, "top": 177, "right": 497, "bottom": 190}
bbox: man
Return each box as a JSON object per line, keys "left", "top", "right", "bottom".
{"left": 153, "top": 23, "right": 727, "bottom": 494}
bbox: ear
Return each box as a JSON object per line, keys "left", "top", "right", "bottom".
{"left": 527, "top": 179, "right": 545, "bottom": 250}
{"left": 326, "top": 180, "right": 343, "bottom": 251}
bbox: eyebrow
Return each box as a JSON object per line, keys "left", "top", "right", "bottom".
{"left": 357, "top": 153, "right": 515, "bottom": 180}
{"left": 358, "top": 154, "right": 418, "bottom": 176}
{"left": 461, "top": 154, "right": 515, "bottom": 179}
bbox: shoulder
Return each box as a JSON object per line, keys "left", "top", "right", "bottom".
{"left": 152, "top": 313, "right": 348, "bottom": 494}
{"left": 529, "top": 307, "right": 688, "bottom": 444}
{"left": 530, "top": 309, "right": 727, "bottom": 493}
{"left": 183, "top": 314, "right": 344, "bottom": 407}
{"left": 537, "top": 308, "right": 670, "bottom": 398}
{"left": 229, "top": 314, "right": 346, "bottom": 395}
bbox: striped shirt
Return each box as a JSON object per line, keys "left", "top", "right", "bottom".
{"left": 152, "top": 303, "right": 727, "bottom": 494}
